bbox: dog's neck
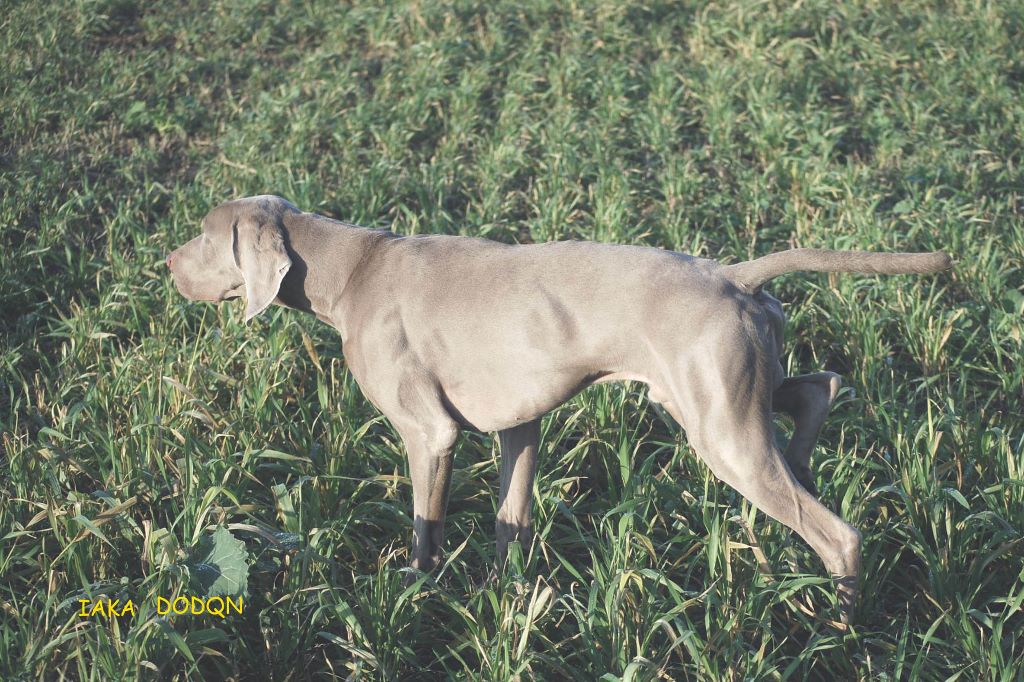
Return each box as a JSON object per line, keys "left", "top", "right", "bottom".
{"left": 274, "top": 212, "right": 390, "bottom": 329}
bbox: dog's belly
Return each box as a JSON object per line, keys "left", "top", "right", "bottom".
{"left": 439, "top": 369, "right": 594, "bottom": 432}
{"left": 437, "top": 366, "right": 664, "bottom": 433}
{"left": 420, "top": 301, "right": 694, "bottom": 432}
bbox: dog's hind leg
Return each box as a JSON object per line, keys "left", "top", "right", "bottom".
{"left": 662, "top": 368, "right": 861, "bottom": 622}
{"left": 496, "top": 418, "right": 542, "bottom": 565}
{"left": 772, "top": 372, "right": 842, "bottom": 496}
{"left": 700, "top": 413, "right": 859, "bottom": 621}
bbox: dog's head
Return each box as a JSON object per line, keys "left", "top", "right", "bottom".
{"left": 166, "top": 195, "right": 298, "bottom": 322}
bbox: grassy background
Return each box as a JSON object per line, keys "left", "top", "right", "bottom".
{"left": 2, "top": 0, "right": 1023, "bottom": 679}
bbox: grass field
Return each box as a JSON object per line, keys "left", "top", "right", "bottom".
{"left": 2, "top": 0, "right": 1024, "bottom": 679}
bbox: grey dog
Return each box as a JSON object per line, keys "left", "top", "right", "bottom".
{"left": 166, "top": 194, "right": 951, "bottom": 622}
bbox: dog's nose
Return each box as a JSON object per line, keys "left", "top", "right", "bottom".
{"left": 166, "top": 252, "right": 175, "bottom": 269}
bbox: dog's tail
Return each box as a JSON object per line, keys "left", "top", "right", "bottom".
{"left": 724, "top": 248, "right": 953, "bottom": 293}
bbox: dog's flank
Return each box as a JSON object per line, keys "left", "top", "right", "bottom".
{"left": 166, "top": 195, "right": 952, "bottom": 625}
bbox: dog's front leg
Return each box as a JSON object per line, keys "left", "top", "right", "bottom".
{"left": 495, "top": 419, "right": 542, "bottom": 565}
{"left": 395, "top": 420, "right": 459, "bottom": 573}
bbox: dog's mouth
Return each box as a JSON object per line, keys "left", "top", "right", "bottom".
{"left": 219, "top": 285, "right": 244, "bottom": 301}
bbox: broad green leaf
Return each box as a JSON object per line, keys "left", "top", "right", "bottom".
{"left": 188, "top": 527, "right": 250, "bottom": 598}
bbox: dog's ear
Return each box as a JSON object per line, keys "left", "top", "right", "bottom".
{"left": 236, "top": 216, "right": 292, "bottom": 322}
